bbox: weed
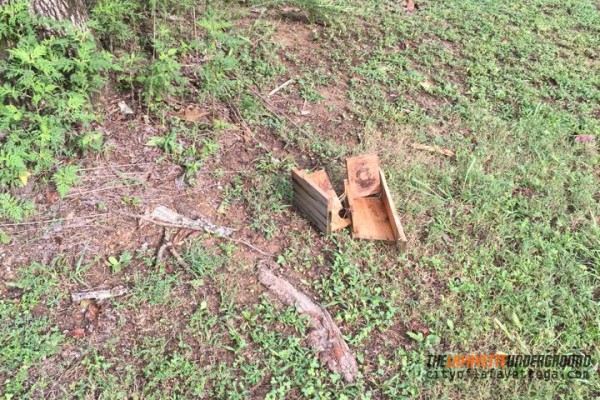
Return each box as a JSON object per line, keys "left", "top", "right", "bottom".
{"left": 106, "top": 251, "right": 133, "bottom": 274}
{"left": 252, "top": 0, "right": 348, "bottom": 24}
{"left": 0, "top": 1, "right": 112, "bottom": 219}
{"left": 52, "top": 165, "right": 81, "bottom": 198}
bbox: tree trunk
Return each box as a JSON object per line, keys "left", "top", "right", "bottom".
{"left": 30, "top": 0, "right": 89, "bottom": 29}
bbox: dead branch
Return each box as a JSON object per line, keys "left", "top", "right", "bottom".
{"left": 149, "top": 206, "right": 236, "bottom": 237}
{"left": 258, "top": 262, "right": 359, "bottom": 382}
{"left": 71, "top": 286, "right": 128, "bottom": 302}
{"left": 121, "top": 206, "right": 272, "bottom": 258}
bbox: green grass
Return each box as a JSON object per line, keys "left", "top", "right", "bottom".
{"left": 1, "top": 0, "right": 599, "bottom": 398}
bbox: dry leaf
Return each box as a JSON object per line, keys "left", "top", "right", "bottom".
{"left": 85, "top": 302, "right": 100, "bottom": 322}
{"left": 70, "top": 327, "right": 85, "bottom": 339}
{"left": 79, "top": 299, "right": 92, "bottom": 309}
{"left": 406, "top": 0, "right": 416, "bottom": 11}
{"left": 411, "top": 143, "right": 455, "bottom": 157}
{"left": 174, "top": 104, "right": 209, "bottom": 122}
{"left": 18, "top": 171, "right": 31, "bottom": 186}
{"left": 409, "top": 320, "right": 430, "bottom": 335}
{"left": 45, "top": 190, "right": 59, "bottom": 204}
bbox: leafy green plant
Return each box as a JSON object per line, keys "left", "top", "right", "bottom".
{"left": 0, "top": 193, "right": 34, "bottom": 223}
{"left": 0, "top": 1, "right": 113, "bottom": 219}
{"left": 52, "top": 165, "right": 80, "bottom": 198}
{"left": 138, "top": 44, "right": 187, "bottom": 106}
{"left": 89, "top": 0, "right": 141, "bottom": 51}
{"left": 107, "top": 251, "right": 133, "bottom": 274}
{"left": 251, "top": 0, "right": 347, "bottom": 24}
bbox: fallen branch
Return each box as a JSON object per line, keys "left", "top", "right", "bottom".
{"left": 149, "top": 206, "right": 236, "bottom": 237}
{"left": 121, "top": 206, "right": 273, "bottom": 258}
{"left": 71, "top": 286, "right": 128, "bottom": 302}
{"left": 258, "top": 262, "right": 358, "bottom": 382}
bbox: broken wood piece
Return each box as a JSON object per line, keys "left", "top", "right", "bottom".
{"left": 379, "top": 170, "right": 408, "bottom": 252}
{"left": 258, "top": 262, "right": 358, "bottom": 382}
{"left": 71, "top": 286, "right": 128, "bottom": 302}
{"left": 124, "top": 207, "right": 271, "bottom": 258}
{"left": 149, "top": 206, "right": 235, "bottom": 237}
{"left": 346, "top": 153, "right": 381, "bottom": 197}
{"left": 345, "top": 154, "right": 407, "bottom": 250}
{"left": 411, "top": 142, "right": 455, "bottom": 157}
{"left": 292, "top": 168, "right": 350, "bottom": 234}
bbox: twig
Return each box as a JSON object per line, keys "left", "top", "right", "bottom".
{"left": 227, "top": 238, "right": 274, "bottom": 258}
{"left": 155, "top": 228, "right": 171, "bottom": 267}
{"left": 267, "top": 78, "right": 294, "bottom": 97}
{"left": 0, "top": 213, "right": 107, "bottom": 228}
{"left": 169, "top": 247, "right": 191, "bottom": 269}
{"left": 411, "top": 142, "right": 455, "bottom": 157}
{"left": 64, "top": 184, "right": 143, "bottom": 198}
{"left": 227, "top": 100, "right": 262, "bottom": 145}
{"left": 71, "top": 286, "right": 128, "bottom": 302}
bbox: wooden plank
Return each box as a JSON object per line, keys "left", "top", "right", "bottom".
{"left": 292, "top": 169, "right": 330, "bottom": 201}
{"left": 346, "top": 154, "right": 381, "bottom": 198}
{"left": 293, "top": 187, "right": 328, "bottom": 221}
{"left": 292, "top": 168, "right": 329, "bottom": 233}
{"left": 295, "top": 200, "right": 328, "bottom": 233}
{"left": 294, "top": 188, "right": 328, "bottom": 233}
{"left": 293, "top": 168, "right": 350, "bottom": 233}
{"left": 308, "top": 170, "right": 350, "bottom": 232}
{"left": 349, "top": 197, "right": 396, "bottom": 242}
{"left": 309, "top": 170, "right": 337, "bottom": 197}
{"left": 379, "top": 170, "right": 408, "bottom": 251}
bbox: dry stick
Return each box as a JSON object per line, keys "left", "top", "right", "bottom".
{"left": 227, "top": 100, "right": 263, "bottom": 145}
{"left": 0, "top": 213, "right": 107, "bottom": 228}
{"left": 64, "top": 184, "right": 143, "bottom": 198}
{"left": 71, "top": 286, "right": 128, "bottom": 302}
{"left": 169, "top": 246, "right": 191, "bottom": 269}
{"left": 228, "top": 238, "right": 274, "bottom": 257}
{"left": 117, "top": 208, "right": 273, "bottom": 258}
{"left": 13, "top": 224, "right": 103, "bottom": 235}
{"left": 155, "top": 228, "right": 171, "bottom": 267}
{"left": 267, "top": 78, "right": 294, "bottom": 97}
{"left": 78, "top": 162, "right": 154, "bottom": 172}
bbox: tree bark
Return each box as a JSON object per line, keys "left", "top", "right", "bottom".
{"left": 30, "top": 0, "right": 89, "bottom": 29}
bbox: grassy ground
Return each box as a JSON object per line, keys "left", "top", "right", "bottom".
{"left": 1, "top": 0, "right": 599, "bottom": 398}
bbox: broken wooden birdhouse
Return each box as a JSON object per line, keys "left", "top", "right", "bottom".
{"left": 344, "top": 154, "right": 407, "bottom": 251}
{"left": 292, "top": 154, "right": 407, "bottom": 251}
{"left": 291, "top": 168, "right": 351, "bottom": 234}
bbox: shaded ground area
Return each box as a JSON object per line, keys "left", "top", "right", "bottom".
{"left": 1, "top": 1, "right": 599, "bottom": 399}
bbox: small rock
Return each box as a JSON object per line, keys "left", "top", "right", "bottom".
{"left": 118, "top": 101, "right": 134, "bottom": 115}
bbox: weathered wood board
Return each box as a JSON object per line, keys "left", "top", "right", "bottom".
{"left": 345, "top": 154, "right": 407, "bottom": 250}
{"left": 292, "top": 168, "right": 350, "bottom": 234}
{"left": 346, "top": 153, "right": 381, "bottom": 198}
